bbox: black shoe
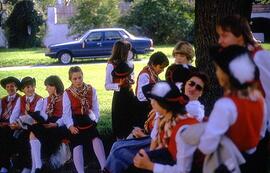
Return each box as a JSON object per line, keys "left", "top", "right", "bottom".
{"left": 35, "top": 168, "right": 42, "bottom": 173}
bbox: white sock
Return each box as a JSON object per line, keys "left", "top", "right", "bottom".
{"left": 0, "top": 167, "right": 8, "bottom": 172}
{"left": 21, "top": 168, "right": 31, "bottom": 173}
{"left": 30, "top": 146, "right": 36, "bottom": 172}
{"left": 92, "top": 137, "right": 106, "bottom": 169}
{"left": 30, "top": 139, "right": 42, "bottom": 169}
{"left": 73, "top": 145, "right": 84, "bottom": 173}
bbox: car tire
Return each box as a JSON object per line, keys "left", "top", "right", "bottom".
{"left": 58, "top": 52, "right": 73, "bottom": 64}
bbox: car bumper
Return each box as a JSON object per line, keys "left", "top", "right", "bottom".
{"left": 45, "top": 52, "right": 57, "bottom": 58}
{"left": 146, "top": 47, "right": 154, "bottom": 52}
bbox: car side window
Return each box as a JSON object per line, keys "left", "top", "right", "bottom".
{"left": 104, "top": 31, "right": 122, "bottom": 41}
{"left": 86, "top": 32, "right": 102, "bottom": 42}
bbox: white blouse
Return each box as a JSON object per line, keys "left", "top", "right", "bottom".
{"left": 10, "top": 94, "right": 43, "bottom": 123}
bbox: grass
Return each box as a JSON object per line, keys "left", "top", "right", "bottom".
{"left": 0, "top": 45, "right": 174, "bottom": 67}
{"left": 1, "top": 43, "right": 269, "bottom": 68}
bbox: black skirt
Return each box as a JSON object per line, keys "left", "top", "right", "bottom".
{"left": 0, "top": 125, "right": 15, "bottom": 169}
{"left": 30, "top": 123, "right": 69, "bottom": 156}
{"left": 111, "top": 87, "right": 135, "bottom": 139}
{"left": 70, "top": 114, "right": 99, "bottom": 148}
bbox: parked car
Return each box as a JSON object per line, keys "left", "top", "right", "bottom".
{"left": 45, "top": 28, "right": 154, "bottom": 64}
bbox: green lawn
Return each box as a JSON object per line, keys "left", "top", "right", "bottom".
{"left": 0, "top": 45, "right": 174, "bottom": 67}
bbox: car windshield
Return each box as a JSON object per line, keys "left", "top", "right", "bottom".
{"left": 77, "top": 31, "right": 91, "bottom": 42}
{"left": 121, "top": 29, "right": 136, "bottom": 39}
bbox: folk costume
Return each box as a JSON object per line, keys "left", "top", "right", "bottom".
{"left": 134, "top": 65, "right": 159, "bottom": 128}
{"left": 0, "top": 77, "right": 21, "bottom": 172}
{"left": 63, "top": 82, "right": 106, "bottom": 172}
{"left": 11, "top": 77, "right": 43, "bottom": 172}
{"left": 199, "top": 45, "right": 266, "bottom": 173}
{"left": 105, "top": 61, "right": 135, "bottom": 139}
{"left": 130, "top": 82, "right": 200, "bottom": 173}
{"left": 30, "top": 93, "right": 70, "bottom": 171}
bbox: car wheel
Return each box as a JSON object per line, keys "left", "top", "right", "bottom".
{"left": 58, "top": 52, "right": 73, "bottom": 64}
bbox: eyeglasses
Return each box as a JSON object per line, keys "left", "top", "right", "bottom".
{"left": 188, "top": 80, "right": 204, "bottom": 91}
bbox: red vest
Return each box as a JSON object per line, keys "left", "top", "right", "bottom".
{"left": 108, "top": 62, "right": 132, "bottom": 89}
{"left": 66, "top": 86, "right": 93, "bottom": 116}
{"left": 226, "top": 95, "right": 264, "bottom": 152}
{"left": 135, "top": 66, "right": 159, "bottom": 94}
{"left": 20, "top": 94, "right": 42, "bottom": 114}
{"left": 46, "top": 95, "right": 63, "bottom": 117}
{"left": 1, "top": 93, "right": 20, "bottom": 119}
{"left": 168, "top": 117, "right": 199, "bottom": 160}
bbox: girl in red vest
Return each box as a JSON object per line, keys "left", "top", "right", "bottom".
{"left": 105, "top": 40, "right": 135, "bottom": 139}
{"left": 0, "top": 76, "right": 21, "bottom": 173}
{"left": 10, "top": 77, "right": 43, "bottom": 173}
{"left": 134, "top": 52, "right": 169, "bottom": 128}
{"left": 63, "top": 66, "right": 106, "bottom": 173}
{"left": 29, "top": 75, "right": 69, "bottom": 172}
{"left": 216, "top": 14, "right": 270, "bottom": 130}
{"left": 216, "top": 15, "right": 270, "bottom": 172}
{"left": 199, "top": 45, "right": 266, "bottom": 173}
{"left": 132, "top": 81, "right": 199, "bottom": 173}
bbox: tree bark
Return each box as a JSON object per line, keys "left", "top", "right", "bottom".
{"left": 194, "top": 0, "right": 253, "bottom": 115}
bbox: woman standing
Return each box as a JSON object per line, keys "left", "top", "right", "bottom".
{"left": 105, "top": 40, "right": 135, "bottom": 139}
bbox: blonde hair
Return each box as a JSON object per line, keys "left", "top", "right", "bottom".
{"left": 173, "top": 41, "right": 195, "bottom": 63}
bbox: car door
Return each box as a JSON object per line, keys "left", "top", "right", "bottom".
{"left": 102, "top": 31, "right": 123, "bottom": 55}
{"left": 81, "top": 31, "right": 104, "bottom": 57}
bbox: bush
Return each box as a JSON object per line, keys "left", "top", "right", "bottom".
{"left": 5, "top": 0, "right": 44, "bottom": 48}
{"left": 68, "top": 0, "right": 120, "bottom": 35}
{"left": 119, "top": 0, "right": 194, "bottom": 44}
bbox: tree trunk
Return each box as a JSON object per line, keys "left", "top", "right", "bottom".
{"left": 194, "top": 0, "right": 253, "bottom": 115}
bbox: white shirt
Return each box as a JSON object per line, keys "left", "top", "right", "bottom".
{"left": 136, "top": 73, "right": 150, "bottom": 102}
{"left": 40, "top": 97, "right": 65, "bottom": 127}
{"left": 105, "top": 63, "right": 120, "bottom": 91}
{"left": 62, "top": 87, "right": 100, "bottom": 128}
{"left": 199, "top": 97, "right": 267, "bottom": 155}
{"left": 153, "top": 125, "right": 197, "bottom": 173}
{"left": 186, "top": 100, "right": 205, "bottom": 122}
{"left": 254, "top": 50, "right": 270, "bottom": 131}
{"left": 10, "top": 94, "right": 43, "bottom": 123}
{"left": 151, "top": 101, "right": 205, "bottom": 173}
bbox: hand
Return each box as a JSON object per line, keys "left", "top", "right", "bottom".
{"left": 132, "top": 127, "right": 146, "bottom": 138}
{"left": 43, "top": 123, "right": 57, "bottom": 128}
{"left": 133, "top": 149, "right": 154, "bottom": 171}
{"left": 119, "top": 78, "right": 128, "bottom": 87}
{"left": 9, "top": 122, "right": 21, "bottom": 130}
{"left": 69, "top": 126, "right": 79, "bottom": 134}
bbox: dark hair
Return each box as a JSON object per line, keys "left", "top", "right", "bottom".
{"left": 173, "top": 41, "right": 195, "bottom": 63}
{"left": 217, "top": 15, "right": 256, "bottom": 46}
{"left": 148, "top": 51, "right": 169, "bottom": 67}
{"left": 109, "top": 40, "right": 129, "bottom": 65}
{"left": 156, "top": 98, "right": 187, "bottom": 116}
{"left": 185, "top": 71, "right": 209, "bottom": 92}
{"left": 44, "top": 75, "right": 64, "bottom": 95}
{"left": 68, "top": 66, "right": 83, "bottom": 80}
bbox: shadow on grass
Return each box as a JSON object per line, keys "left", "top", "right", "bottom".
{"left": 31, "top": 56, "right": 149, "bottom": 68}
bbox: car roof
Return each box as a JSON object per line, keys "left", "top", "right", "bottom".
{"left": 89, "top": 28, "right": 126, "bottom": 32}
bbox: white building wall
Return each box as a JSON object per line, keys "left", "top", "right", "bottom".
{"left": 43, "top": 6, "right": 74, "bottom": 47}
{"left": 0, "top": 27, "right": 7, "bottom": 48}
